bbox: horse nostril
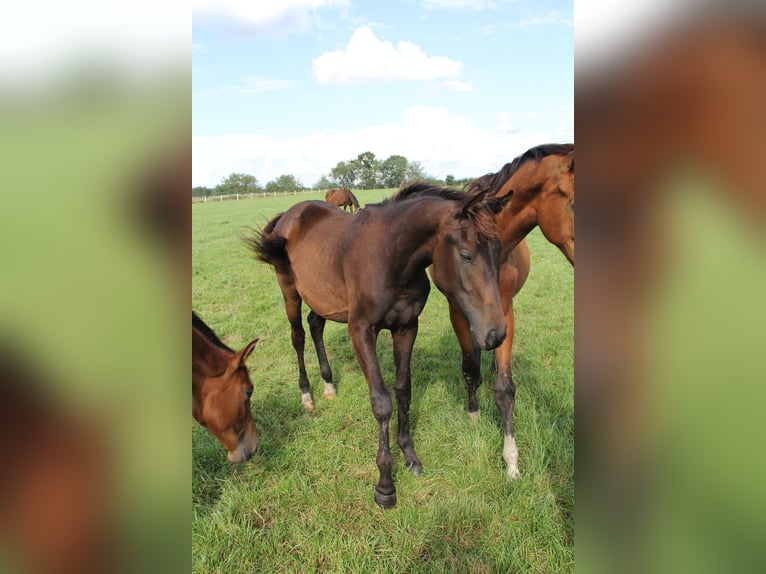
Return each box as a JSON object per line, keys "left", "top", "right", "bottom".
{"left": 246, "top": 388, "right": 253, "bottom": 399}
{"left": 485, "top": 329, "right": 505, "bottom": 349}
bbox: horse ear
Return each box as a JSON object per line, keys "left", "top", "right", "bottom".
{"left": 485, "top": 189, "right": 513, "bottom": 214}
{"left": 565, "top": 151, "right": 574, "bottom": 173}
{"left": 237, "top": 338, "right": 259, "bottom": 367}
{"left": 193, "top": 328, "right": 228, "bottom": 378}
{"left": 459, "top": 188, "right": 490, "bottom": 216}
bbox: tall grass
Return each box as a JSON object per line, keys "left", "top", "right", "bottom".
{"left": 192, "top": 189, "right": 573, "bottom": 573}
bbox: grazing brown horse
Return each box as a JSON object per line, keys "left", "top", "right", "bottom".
{"left": 449, "top": 143, "right": 574, "bottom": 480}
{"left": 192, "top": 312, "right": 259, "bottom": 462}
{"left": 325, "top": 188, "right": 360, "bottom": 213}
{"left": 247, "top": 182, "right": 512, "bottom": 508}
{"left": 0, "top": 346, "right": 114, "bottom": 574}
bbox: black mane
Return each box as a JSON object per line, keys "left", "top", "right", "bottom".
{"left": 467, "top": 143, "right": 574, "bottom": 195}
{"left": 379, "top": 181, "right": 466, "bottom": 207}
{"left": 192, "top": 311, "right": 234, "bottom": 353}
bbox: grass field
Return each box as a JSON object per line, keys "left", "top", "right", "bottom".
{"left": 192, "top": 189, "right": 574, "bottom": 573}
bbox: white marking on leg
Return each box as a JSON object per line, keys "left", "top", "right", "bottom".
{"left": 468, "top": 410, "right": 480, "bottom": 421}
{"left": 323, "top": 382, "right": 337, "bottom": 399}
{"left": 503, "top": 434, "right": 519, "bottom": 480}
{"left": 301, "top": 392, "right": 314, "bottom": 411}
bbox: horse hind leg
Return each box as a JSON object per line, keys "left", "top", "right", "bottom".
{"left": 277, "top": 274, "right": 314, "bottom": 410}
{"left": 307, "top": 311, "right": 335, "bottom": 399}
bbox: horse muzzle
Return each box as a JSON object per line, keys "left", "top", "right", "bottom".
{"left": 480, "top": 327, "right": 506, "bottom": 350}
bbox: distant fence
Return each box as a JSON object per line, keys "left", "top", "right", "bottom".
{"left": 192, "top": 189, "right": 327, "bottom": 203}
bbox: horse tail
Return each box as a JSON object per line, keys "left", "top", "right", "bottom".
{"left": 243, "top": 214, "right": 291, "bottom": 275}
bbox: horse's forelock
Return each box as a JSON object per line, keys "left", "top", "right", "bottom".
{"left": 462, "top": 204, "right": 499, "bottom": 242}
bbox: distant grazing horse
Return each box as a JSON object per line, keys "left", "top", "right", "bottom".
{"left": 247, "top": 182, "right": 512, "bottom": 508}
{"left": 325, "top": 188, "right": 360, "bottom": 213}
{"left": 450, "top": 143, "right": 574, "bottom": 480}
{"left": 192, "top": 312, "right": 259, "bottom": 462}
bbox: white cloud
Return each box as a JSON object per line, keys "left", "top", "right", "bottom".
{"left": 206, "top": 75, "right": 292, "bottom": 96}
{"left": 422, "top": 0, "right": 500, "bottom": 10}
{"left": 193, "top": 106, "right": 565, "bottom": 187}
{"left": 192, "top": 0, "right": 349, "bottom": 35}
{"left": 313, "top": 26, "right": 463, "bottom": 85}
{"left": 442, "top": 79, "right": 474, "bottom": 92}
{"left": 512, "top": 10, "right": 573, "bottom": 28}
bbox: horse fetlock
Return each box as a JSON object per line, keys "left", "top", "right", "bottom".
{"left": 407, "top": 459, "right": 423, "bottom": 476}
{"left": 323, "top": 382, "right": 337, "bottom": 399}
{"left": 503, "top": 434, "right": 519, "bottom": 480}
{"left": 300, "top": 392, "right": 315, "bottom": 410}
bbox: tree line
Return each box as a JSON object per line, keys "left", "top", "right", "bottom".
{"left": 192, "top": 151, "right": 475, "bottom": 197}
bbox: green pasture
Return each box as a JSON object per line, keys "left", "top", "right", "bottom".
{"left": 192, "top": 189, "right": 574, "bottom": 573}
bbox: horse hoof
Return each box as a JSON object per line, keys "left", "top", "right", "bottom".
{"left": 408, "top": 462, "right": 423, "bottom": 477}
{"left": 468, "top": 410, "right": 480, "bottom": 421}
{"left": 300, "top": 393, "right": 314, "bottom": 411}
{"left": 323, "top": 383, "right": 337, "bottom": 399}
{"left": 374, "top": 489, "right": 397, "bottom": 509}
{"left": 507, "top": 466, "right": 520, "bottom": 481}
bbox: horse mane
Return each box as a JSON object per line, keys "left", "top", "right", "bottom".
{"left": 193, "top": 312, "right": 233, "bottom": 352}
{"left": 383, "top": 181, "right": 466, "bottom": 205}
{"left": 467, "top": 143, "right": 575, "bottom": 195}
{"left": 379, "top": 181, "right": 500, "bottom": 240}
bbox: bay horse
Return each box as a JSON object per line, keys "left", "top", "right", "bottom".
{"left": 325, "top": 188, "right": 360, "bottom": 213}
{"left": 247, "top": 182, "right": 512, "bottom": 508}
{"left": 449, "top": 143, "right": 574, "bottom": 480}
{"left": 0, "top": 345, "right": 113, "bottom": 574}
{"left": 577, "top": 15, "right": 766, "bottom": 568}
{"left": 192, "top": 312, "right": 259, "bottom": 462}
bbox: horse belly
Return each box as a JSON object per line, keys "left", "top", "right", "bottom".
{"left": 290, "top": 249, "right": 350, "bottom": 322}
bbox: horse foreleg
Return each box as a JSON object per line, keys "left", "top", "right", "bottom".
{"left": 308, "top": 311, "right": 336, "bottom": 399}
{"left": 449, "top": 302, "right": 482, "bottom": 419}
{"left": 392, "top": 321, "right": 422, "bottom": 476}
{"left": 277, "top": 274, "right": 314, "bottom": 410}
{"left": 349, "top": 321, "right": 396, "bottom": 508}
{"left": 494, "top": 300, "right": 519, "bottom": 480}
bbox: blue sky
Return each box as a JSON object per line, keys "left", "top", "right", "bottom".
{"left": 192, "top": 0, "right": 573, "bottom": 188}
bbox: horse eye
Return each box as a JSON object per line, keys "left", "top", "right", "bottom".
{"left": 459, "top": 251, "right": 473, "bottom": 263}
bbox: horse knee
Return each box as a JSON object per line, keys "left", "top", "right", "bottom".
{"left": 370, "top": 391, "right": 392, "bottom": 421}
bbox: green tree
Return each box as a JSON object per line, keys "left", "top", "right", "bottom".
{"left": 445, "top": 174, "right": 455, "bottom": 187}
{"left": 192, "top": 186, "right": 212, "bottom": 197}
{"left": 313, "top": 175, "right": 336, "bottom": 190}
{"left": 355, "top": 151, "right": 380, "bottom": 189}
{"left": 214, "top": 173, "right": 258, "bottom": 196}
{"left": 330, "top": 161, "right": 357, "bottom": 189}
{"left": 403, "top": 160, "right": 428, "bottom": 184}
{"left": 380, "top": 155, "right": 408, "bottom": 188}
{"left": 265, "top": 174, "right": 302, "bottom": 194}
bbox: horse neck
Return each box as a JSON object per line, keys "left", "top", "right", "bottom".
{"left": 385, "top": 198, "right": 453, "bottom": 278}
{"left": 496, "top": 170, "right": 543, "bottom": 256}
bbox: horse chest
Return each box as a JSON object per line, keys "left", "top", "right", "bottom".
{"left": 380, "top": 282, "right": 429, "bottom": 328}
